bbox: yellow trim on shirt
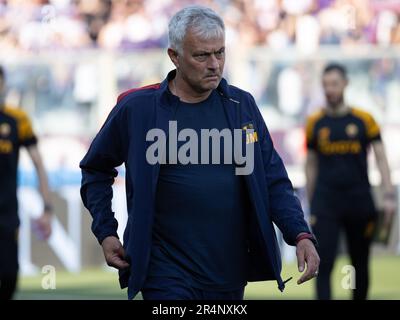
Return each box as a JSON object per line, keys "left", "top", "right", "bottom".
{"left": 350, "top": 107, "right": 380, "bottom": 139}
{"left": 2, "top": 106, "right": 35, "bottom": 142}
{"left": 305, "top": 109, "right": 325, "bottom": 145}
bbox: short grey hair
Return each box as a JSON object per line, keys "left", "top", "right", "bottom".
{"left": 168, "top": 5, "right": 225, "bottom": 54}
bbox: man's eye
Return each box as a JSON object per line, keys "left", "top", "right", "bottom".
{"left": 194, "top": 54, "right": 208, "bottom": 61}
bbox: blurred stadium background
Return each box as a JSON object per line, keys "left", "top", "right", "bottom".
{"left": 1, "top": 0, "right": 399, "bottom": 299}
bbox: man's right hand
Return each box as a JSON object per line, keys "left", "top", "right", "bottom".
{"left": 101, "top": 236, "right": 130, "bottom": 270}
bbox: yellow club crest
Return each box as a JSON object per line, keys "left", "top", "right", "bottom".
{"left": 0, "top": 123, "right": 11, "bottom": 137}
{"left": 346, "top": 123, "right": 358, "bottom": 138}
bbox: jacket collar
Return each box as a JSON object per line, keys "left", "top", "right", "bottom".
{"left": 158, "top": 69, "right": 232, "bottom": 108}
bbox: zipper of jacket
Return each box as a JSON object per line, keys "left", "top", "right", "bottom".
{"left": 142, "top": 95, "right": 181, "bottom": 291}
{"left": 219, "top": 90, "right": 288, "bottom": 292}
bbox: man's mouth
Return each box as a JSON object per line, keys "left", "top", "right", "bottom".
{"left": 327, "top": 95, "right": 338, "bottom": 101}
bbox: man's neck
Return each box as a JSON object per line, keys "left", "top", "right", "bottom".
{"left": 325, "top": 102, "right": 350, "bottom": 117}
{"left": 170, "top": 74, "right": 213, "bottom": 103}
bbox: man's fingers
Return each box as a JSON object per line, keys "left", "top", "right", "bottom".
{"left": 42, "top": 226, "right": 51, "bottom": 240}
{"left": 108, "top": 247, "right": 130, "bottom": 269}
{"left": 117, "top": 245, "right": 126, "bottom": 258}
{"left": 297, "top": 248, "right": 305, "bottom": 272}
{"left": 35, "top": 219, "right": 52, "bottom": 240}
{"left": 107, "top": 255, "right": 129, "bottom": 269}
{"left": 297, "top": 267, "right": 313, "bottom": 284}
{"left": 297, "top": 258, "right": 319, "bottom": 285}
{"left": 42, "top": 221, "right": 52, "bottom": 239}
{"left": 102, "top": 237, "right": 130, "bottom": 269}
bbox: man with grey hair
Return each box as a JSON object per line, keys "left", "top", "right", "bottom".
{"left": 80, "top": 5, "right": 319, "bottom": 300}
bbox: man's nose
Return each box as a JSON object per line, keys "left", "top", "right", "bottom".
{"left": 207, "top": 54, "right": 220, "bottom": 69}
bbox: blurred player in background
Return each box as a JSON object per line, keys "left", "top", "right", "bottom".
{"left": 305, "top": 63, "right": 397, "bottom": 300}
{"left": 0, "top": 65, "right": 53, "bottom": 300}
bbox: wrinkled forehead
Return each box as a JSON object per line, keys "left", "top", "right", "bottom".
{"left": 183, "top": 28, "right": 225, "bottom": 52}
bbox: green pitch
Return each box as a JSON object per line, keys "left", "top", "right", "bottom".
{"left": 15, "top": 255, "right": 400, "bottom": 300}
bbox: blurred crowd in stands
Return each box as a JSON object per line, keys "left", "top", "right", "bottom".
{"left": 1, "top": 0, "right": 400, "bottom": 177}
{"left": 1, "top": 0, "right": 400, "bottom": 52}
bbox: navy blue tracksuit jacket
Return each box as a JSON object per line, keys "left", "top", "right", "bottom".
{"left": 80, "top": 70, "right": 312, "bottom": 299}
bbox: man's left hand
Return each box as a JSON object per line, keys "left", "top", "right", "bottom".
{"left": 296, "top": 238, "right": 320, "bottom": 285}
{"left": 382, "top": 197, "right": 397, "bottom": 231}
{"left": 33, "top": 211, "right": 52, "bottom": 240}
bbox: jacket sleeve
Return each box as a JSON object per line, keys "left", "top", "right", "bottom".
{"left": 249, "top": 94, "right": 312, "bottom": 246}
{"left": 80, "top": 101, "right": 128, "bottom": 245}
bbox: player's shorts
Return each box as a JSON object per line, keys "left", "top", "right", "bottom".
{"left": 0, "top": 226, "right": 19, "bottom": 276}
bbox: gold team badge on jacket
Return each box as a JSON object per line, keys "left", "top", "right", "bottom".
{"left": 242, "top": 123, "right": 258, "bottom": 144}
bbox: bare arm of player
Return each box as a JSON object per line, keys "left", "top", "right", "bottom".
{"left": 372, "top": 140, "right": 397, "bottom": 229}
{"left": 27, "top": 144, "right": 52, "bottom": 240}
{"left": 305, "top": 150, "right": 319, "bottom": 203}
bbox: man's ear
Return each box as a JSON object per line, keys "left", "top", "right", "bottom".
{"left": 167, "top": 48, "right": 179, "bottom": 68}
